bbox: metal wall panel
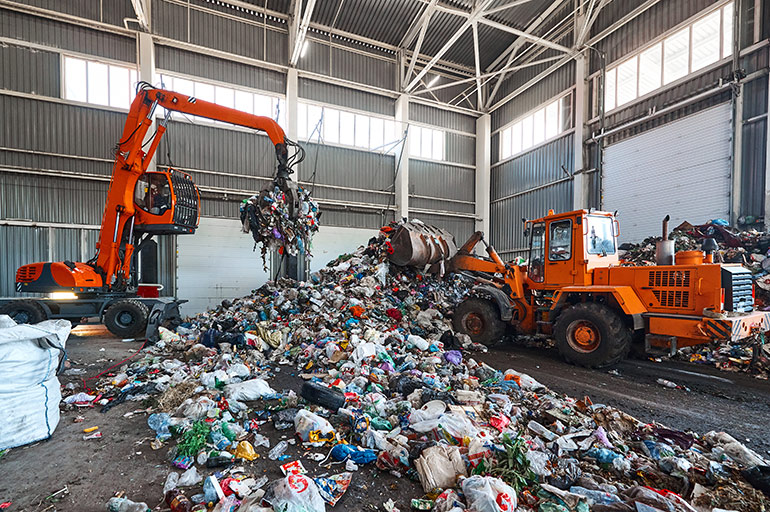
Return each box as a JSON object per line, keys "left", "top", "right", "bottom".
{"left": 0, "top": 173, "right": 106, "bottom": 225}
{"left": 445, "top": 132, "right": 475, "bottom": 166}
{"left": 491, "top": 61, "right": 574, "bottom": 131}
{"left": 491, "top": 180, "right": 573, "bottom": 259}
{"left": 0, "top": 225, "right": 48, "bottom": 297}
{"left": 409, "top": 103, "right": 476, "bottom": 133}
{"left": 0, "top": 95, "right": 125, "bottom": 170}
{"left": 409, "top": 160, "right": 474, "bottom": 203}
{"left": 603, "top": 105, "right": 732, "bottom": 243}
{"left": 298, "top": 78, "right": 395, "bottom": 116}
{"left": 409, "top": 197, "right": 474, "bottom": 215}
{"left": 20, "top": 0, "right": 135, "bottom": 27}
{"left": 156, "top": 45, "right": 286, "bottom": 93}
{"left": 407, "top": 212, "right": 475, "bottom": 245}
{"left": 0, "top": 9, "right": 136, "bottom": 62}
{"left": 52, "top": 227, "right": 81, "bottom": 262}
{"left": 741, "top": 118, "right": 767, "bottom": 219}
{"left": 318, "top": 208, "right": 392, "bottom": 230}
{"left": 299, "top": 39, "right": 396, "bottom": 91}
{"left": 0, "top": 43, "right": 60, "bottom": 97}
{"left": 491, "top": 134, "right": 574, "bottom": 200}
{"left": 152, "top": 0, "right": 189, "bottom": 42}
{"left": 157, "top": 121, "right": 278, "bottom": 179}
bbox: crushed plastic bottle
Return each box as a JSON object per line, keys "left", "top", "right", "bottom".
{"left": 106, "top": 497, "right": 150, "bottom": 512}
{"left": 656, "top": 378, "right": 678, "bottom": 389}
{"left": 268, "top": 440, "right": 289, "bottom": 460}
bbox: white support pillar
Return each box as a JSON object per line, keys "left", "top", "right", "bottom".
{"left": 764, "top": 73, "right": 770, "bottom": 227}
{"left": 572, "top": 52, "right": 588, "bottom": 210}
{"left": 475, "top": 113, "right": 491, "bottom": 255}
{"left": 395, "top": 94, "right": 410, "bottom": 221}
{"left": 286, "top": 68, "right": 299, "bottom": 142}
{"left": 731, "top": 82, "right": 744, "bottom": 225}
{"left": 137, "top": 32, "right": 156, "bottom": 170}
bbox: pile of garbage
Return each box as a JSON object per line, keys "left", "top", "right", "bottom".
{"left": 240, "top": 182, "right": 320, "bottom": 267}
{"left": 64, "top": 233, "right": 770, "bottom": 512}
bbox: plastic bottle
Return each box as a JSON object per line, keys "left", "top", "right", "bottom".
{"left": 268, "top": 440, "right": 289, "bottom": 460}
{"left": 106, "top": 497, "right": 149, "bottom": 512}
{"left": 568, "top": 486, "right": 621, "bottom": 505}
{"left": 165, "top": 490, "right": 193, "bottom": 512}
{"left": 148, "top": 413, "right": 172, "bottom": 441}
{"left": 656, "top": 378, "right": 678, "bottom": 388}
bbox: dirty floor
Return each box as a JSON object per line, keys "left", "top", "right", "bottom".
{"left": 2, "top": 327, "right": 770, "bottom": 511}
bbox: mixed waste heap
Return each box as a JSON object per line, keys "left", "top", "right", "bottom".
{"left": 619, "top": 220, "right": 770, "bottom": 377}
{"left": 70, "top": 227, "right": 770, "bottom": 512}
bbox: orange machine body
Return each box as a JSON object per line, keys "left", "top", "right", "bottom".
{"left": 451, "top": 209, "right": 769, "bottom": 352}
{"left": 16, "top": 85, "right": 290, "bottom": 295}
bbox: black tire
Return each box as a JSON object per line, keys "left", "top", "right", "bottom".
{"left": 553, "top": 302, "right": 631, "bottom": 368}
{"left": 452, "top": 297, "right": 507, "bottom": 346}
{"left": 301, "top": 381, "right": 346, "bottom": 411}
{"left": 0, "top": 299, "right": 48, "bottom": 325}
{"left": 104, "top": 299, "right": 149, "bottom": 338}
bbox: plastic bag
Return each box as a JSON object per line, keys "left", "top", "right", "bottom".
{"left": 148, "top": 413, "right": 172, "bottom": 441}
{"left": 415, "top": 445, "right": 467, "bottom": 492}
{"left": 0, "top": 316, "right": 70, "bottom": 450}
{"left": 163, "top": 472, "right": 180, "bottom": 493}
{"left": 179, "top": 466, "right": 202, "bottom": 486}
{"left": 177, "top": 397, "right": 218, "bottom": 420}
{"left": 294, "top": 409, "right": 335, "bottom": 444}
{"left": 267, "top": 474, "right": 326, "bottom": 512}
{"left": 330, "top": 444, "right": 377, "bottom": 464}
{"left": 461, "top": 475, "right": 517, "bottom": 512}
{"left": 437, "top": 413, "right": 479, "bottom": 443}
{"left": 225, "top": 378, "right": 275, "bottom": 401}
{"left": 409, "top": 400, "right": 446, "bottom": 424}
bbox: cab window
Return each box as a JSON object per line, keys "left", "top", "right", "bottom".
{"left": 549, "top": 219, "right": 572, "bottom": 261}
{"left": 135, "top": 173, "right": 172, "bottom": 215}
{"left": 586, "top": 215, "right": 616, "bottom": 255}
{"left": 528, "top": 223, "right": 545, "bottom": 283}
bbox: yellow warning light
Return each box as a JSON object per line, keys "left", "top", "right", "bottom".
{"left": 548, "top": 209, "right": 555, "bottom": 215}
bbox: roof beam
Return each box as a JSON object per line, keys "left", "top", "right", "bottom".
{"left": 585, "top": 0, "right": 662, "bottom": 46}
{"left": 478, "top": 17, "right": 571, "bottom": 53}
{"left": 290, "top": 0, "right": 317, "bottom": 66}
{"left": 130, "top": 0, "right": 150, "bottom": 30}
{"left": 399, "top": 0, "right": 439, "bottom": 50}
{"left": 402, "top": 0, "right": 438, "bottom": 88}
{"left": 484, "top": 0, "right": 568, "bottom": 108}
{"left": 472, "top": 21, "right": 483, "bottom": 108}
{"left": 405, "top": 0, "right": 494, "bottom": 92}
{"left": 484, "top": 0, "right": 538, "bottom": 16}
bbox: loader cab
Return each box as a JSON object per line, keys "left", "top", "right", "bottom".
{"left": 526, "top": 210, "right": 619, "bottom": 288}
{"left": 133, "top": 169, "right": 200, "bottom": 235}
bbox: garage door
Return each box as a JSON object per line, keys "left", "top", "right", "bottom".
{"left": 603, "top": 104, "right": 731, "bottom": 244}
{"left": 176, "top": 217, "right": 271, "bottom": 316}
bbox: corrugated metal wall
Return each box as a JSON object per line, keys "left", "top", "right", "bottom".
{"left": 741, "top": 76, "right": 768, "bottom": 219}
{"left": 299, "top": 36, "right": 397, "bottom": 91}
{"left": 490, "top": 134, "right": 575, "bottom": 259}
{"left": 299, "top": 78, "right": 395, "bottom": 116}
{"left": 20, "top": 0, "right": 136, "bottom": 28}
{"left": 0, "top": 43, "right": 60, "bottom": 97}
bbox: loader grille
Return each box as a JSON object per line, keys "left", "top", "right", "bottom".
{"left": 652, "top": 290, "right": 690, "bottom": 308}
{"left": 648, "top": 270, "right": 690, "bottom": 288}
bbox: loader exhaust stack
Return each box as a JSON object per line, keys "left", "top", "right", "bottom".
{"left": 656, "top": 214, "right": 675, "bottom": 265}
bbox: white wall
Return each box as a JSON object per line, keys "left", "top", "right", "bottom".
{"left": 176, "top": 217, "right": 271, "bottom": 316}
{"left": 308, "top": 226, "right": 381, "bottom": 274}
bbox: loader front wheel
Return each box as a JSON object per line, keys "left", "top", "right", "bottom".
{"left": 104, "top": 299, "right": 149, "bottom": 338}
{"left": 452, "top": 297, "right": 507, "bottom": 346}
{"left": 0, "top": 299, "right": 48, "bottom": 325}
{"left": 554, "top": 303, "right": 630, "bottom": 368}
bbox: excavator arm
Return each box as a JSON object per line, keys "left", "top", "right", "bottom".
{"left": 95, "top": 83, "right": 300, "bottom": 290}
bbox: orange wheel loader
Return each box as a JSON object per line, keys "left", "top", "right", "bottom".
{"left": 448, "top": 209, "right": 769, "bottom": 368}
{"left": 0, "top": 83, "right": 303, "bottom": 339}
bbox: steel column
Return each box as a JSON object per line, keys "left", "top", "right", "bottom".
{"left": 475, "top": 114, "right": 491, "bottom": 255}
{"left": 573, "top": 53, "right": 588, "bottom": 209}
{"left": 395, "top": 94, "right": 410, "bottom": 220}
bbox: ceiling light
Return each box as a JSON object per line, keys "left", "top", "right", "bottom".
{"left": 427, "top": 75, "right": 440, "bottom": 88}
{"left": 301, "top": 40, "right": 310, "bottom": 59}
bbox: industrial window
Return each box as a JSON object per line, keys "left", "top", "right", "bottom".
{"left": 499, "top": 94, "right": 572, "bottom": 161}
{"left": 297, "top": 102, "right": 403, "bottom": 155}
{"left": 549, "top": 220, "right": 572, "bottom": 261}
{"left": 408, "top": 126, "right": 445, "bottom": 161}
{"left": 158, "top": 73, "right": 285, "bottom": 128}
{"left": 63, "top": 56, "right": 137, "bottom": 109}
{"left": 600, "top": 2, "right": 733, "bottom": 113}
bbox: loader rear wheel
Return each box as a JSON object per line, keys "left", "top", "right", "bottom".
{"left": 453, "top": 297, "right": 507, "bottom": 346}
{"left": 554, "top": 303, "right": 630, "bottom": 368}
{"left": 0, "top": 299, "right": 48, "bottom": 325}
{"left": 104, "top": 299, "right": 149, "bottom": 338}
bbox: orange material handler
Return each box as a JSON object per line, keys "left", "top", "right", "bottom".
{"left": 1, "top": 83, "right": 304, "bottom": 339}
{"left": 449, "top": 209, "right": 770, "bottom": 368}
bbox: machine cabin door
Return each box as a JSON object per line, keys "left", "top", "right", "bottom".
{"left": 133, "top": 170, "right": 199, "bottom": 235}
{"left": 543, "top": 217, "right": 577, "bottom": 287}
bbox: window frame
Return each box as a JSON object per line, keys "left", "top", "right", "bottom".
{"left": 61, "top": 53, "right": 139, "bottom": 111}
{"left": 497, "top": 92, "right": 574, "bottom": 162}
{"left": 597, "top": 0, "right": 733, "bottom": 116}
{"left": 548, "top": 219, "right": 573, "bottom": 262}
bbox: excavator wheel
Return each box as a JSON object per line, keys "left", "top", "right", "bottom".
{"left": 0, "top": 299, "right": 48, "bottom": 325}
{"left": 553, "top": 302, "right": 631, "bottom": 368}
{"left": 452, "top": 297, "right": 507, "bottom": 346}
{"left": 104, "top": 299, "right": 149, "bottom": 338}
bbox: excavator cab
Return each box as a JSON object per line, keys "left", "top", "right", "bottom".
{"left": 133, "top": 169, "right": 200, "bottom": 235}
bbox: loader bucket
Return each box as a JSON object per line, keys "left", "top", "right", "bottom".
{"left": 387, "top": 221, "right": 457, "bottom": 268}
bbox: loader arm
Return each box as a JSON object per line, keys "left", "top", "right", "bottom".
{"left": 95, "top": 84, "right": 297, "bottom": 289}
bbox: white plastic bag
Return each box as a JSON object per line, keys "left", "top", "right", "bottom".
{"left": 178, "top": 466, "right": 203, "bottom": 486}
{"left": 294, "top": 409, "right": 335, "bottom": 444}
{"left": 268, "top": 474, "right": 326, "bottom": 512}
{"left": 415, "top": 445, "right": 467, "bottom": 492}
{"left": 225, "top": 378, "right": 275, "bottom": 401}
{"left": 461, "top": 475, "right": 517, "bottom": 512}
{"left": 0, "top": 316, "right": 70, "bottom": 450}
